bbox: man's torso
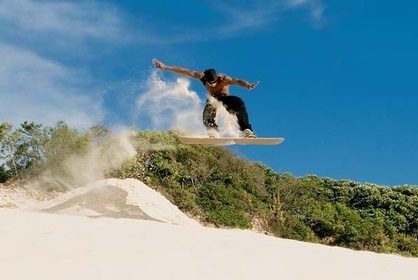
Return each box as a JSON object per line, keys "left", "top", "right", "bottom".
{"left": 203, "top": 76, "right": 230, "bottom": 96}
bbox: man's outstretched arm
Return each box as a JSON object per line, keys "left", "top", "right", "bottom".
{"left": 152, "top": 58, "right": 203, "bottom": 79}
{"left": 224, "top": 75, "right": 259, "bottom": 90}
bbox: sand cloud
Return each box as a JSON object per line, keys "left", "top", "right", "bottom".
{"left": 135, "top": 70, "right": 241, "bottom": 137}
{"left": 28, "top": 129, "right": 138, "bottom": 191}
{"left": 135, "top": 71, "right": 204, "bottom": 133}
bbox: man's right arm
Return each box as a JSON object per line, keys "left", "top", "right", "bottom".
{"left": 152, "top": 58, "right": 203, "bottom": 79}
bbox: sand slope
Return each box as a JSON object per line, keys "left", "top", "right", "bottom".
{"left": 0, "top": 178, "right": 417, "bottom": 279}
{"left": 0, "top": 209, "right": 417, "bottom": 280}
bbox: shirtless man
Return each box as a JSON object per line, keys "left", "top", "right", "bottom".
{"left": 152, "top": 58, "right": 259, "bottom": 138}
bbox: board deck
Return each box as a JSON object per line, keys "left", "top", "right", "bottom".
{"left": 179, "top": 136, "right": 285, "bottom": 145}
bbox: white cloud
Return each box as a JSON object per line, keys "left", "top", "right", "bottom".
{"left": 0, "top": 43, "right": 101, "bottom": 127}
{"left": 0, "top": 0, "right": 126, "bottom": 43}
{"left": 0, "top": 0, "right": 178, "bottom": 48}
{"left": 0, "top": 0, "right": 128, "bottom": 127}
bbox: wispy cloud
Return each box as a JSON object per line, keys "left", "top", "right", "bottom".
{"left": 210, "top": 0, "right": 325, "bottom": 37}
{"left": 0, "top": 0, "right": 129, "bottom": 127}
{"left": 0, "top": 43, "right": 101, "bottom": 127}
{"left": 0, "top": 0, "right": 126, "bottom": 44}
{"left": 213, "top": 1, "right": 283, "bottom": 36}
{"left": 143, "top": 0, "right": 326, "bottom": 43}
{"left": 286, "top": 0, "right": 325, "bottom": 25}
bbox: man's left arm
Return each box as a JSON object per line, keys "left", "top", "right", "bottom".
{"left": 223, "top": 75, "right": 259, "bottom": 90}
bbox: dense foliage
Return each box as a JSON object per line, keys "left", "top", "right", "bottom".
{"left": 1, "top": 122, "right": 418, "bottom": 256}
{"left": 112, "top": 130, "right": 418, "bottom": 256}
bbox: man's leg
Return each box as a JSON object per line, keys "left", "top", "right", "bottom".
{"left": 202, "top": 99, "right": 219, "bottom": 135}
{"left": 217, "top": 95, "right": 253, "bottom": 132}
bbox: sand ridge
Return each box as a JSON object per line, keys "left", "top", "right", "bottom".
{"left": 29, "top": 178, "right": 200, "bottom": 226}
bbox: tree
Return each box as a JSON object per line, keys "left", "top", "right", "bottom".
{"left": 0, "top": 123, "right": 22, "bottom": 179}
{"left": 18, "top": 121, "right": 49, "bottom": 170}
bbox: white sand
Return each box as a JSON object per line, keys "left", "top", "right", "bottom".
{"left": 0, "top": 178, "right": 417, "bottom": 280}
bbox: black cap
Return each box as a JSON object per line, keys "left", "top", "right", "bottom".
{"left": 203, "top": 69, "right": 217, "bottom": 83}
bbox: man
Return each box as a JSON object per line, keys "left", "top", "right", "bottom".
{"left": 152, "top": 58, "right": 259, "bottom": 138}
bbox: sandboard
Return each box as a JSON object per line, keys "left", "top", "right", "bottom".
{"left": 179, "top": 136, "right": 285, "bottom": 145}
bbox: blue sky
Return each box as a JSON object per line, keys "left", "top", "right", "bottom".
{"left": 1, "top": 0, "right": 417, "bottom": 186}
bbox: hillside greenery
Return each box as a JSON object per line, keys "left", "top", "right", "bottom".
{"left": 1, "top": 122, "right": 418, "bottom": 256}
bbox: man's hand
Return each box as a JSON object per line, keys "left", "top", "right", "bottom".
{"left": 248, "top": 81, "right": 259, "bottom": 90}
{"left": 152, "top": 58, "right": 166, "bottom": 70}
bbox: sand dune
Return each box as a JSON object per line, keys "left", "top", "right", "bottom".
{"left": 0, "top": 178, "right": 417, "bottom": 280}
{"left": 30, "top": 178, "right": 199, "bottom": 226}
